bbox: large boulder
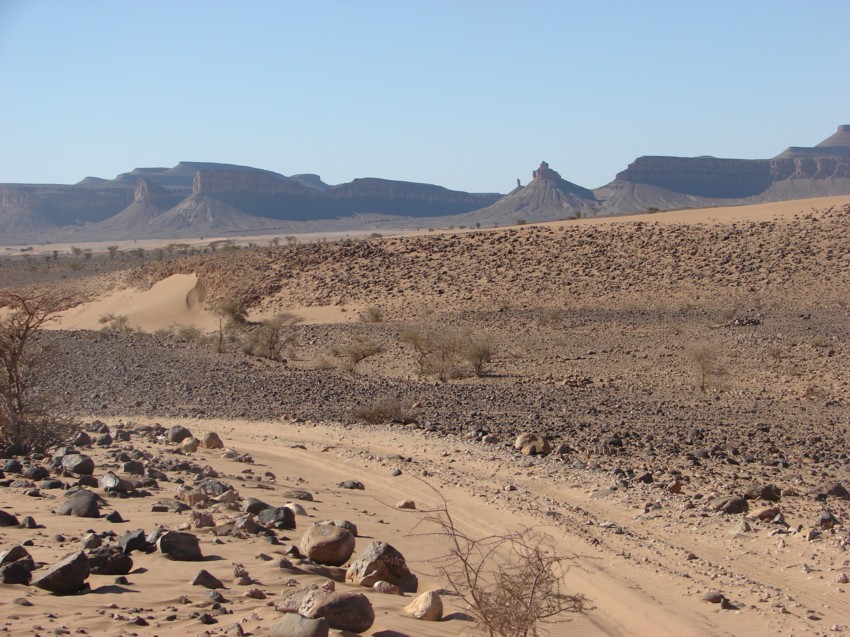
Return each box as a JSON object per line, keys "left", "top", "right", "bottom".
{"left": 346, "top": 541, "right": 418, "bottom": 592}
{"left": 61, "top": 454, "right": 95, "bottom": 475}
{"left": 0, "top": 510, "right": 20, "bottom": 526}
{"left": 88, "top": 546, "right": 133, "bottom": 575}
{"left": 32, "top": 551, "right": 90, "bottom": 594}
{"left": 299, "top": 591, "right": 374, "bottom": 633}
{"left": 57, "top": 489, "right": 101, "bottom": 518}
{"left": 157, "top": 531, "right": 203, "bottom": 561}
{"left": 269, "top": 613, "right": 329, "bottom": 637}
{"left": 300, "top": 526, "right": 355, "bottom": 567}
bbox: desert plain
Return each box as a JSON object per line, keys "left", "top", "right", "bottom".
{"left": 1, "top": 195, "right": 849, "bottom": 637}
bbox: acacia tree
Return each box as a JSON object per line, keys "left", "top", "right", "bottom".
{"left": 0, "top": 291, "right": 74, "bottom": 453}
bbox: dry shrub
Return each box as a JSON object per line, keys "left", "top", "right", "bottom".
{"left": 358, "top": 305, "right": 385, "bottom": 323}
{"left": 350, "top": 398, "right": 418, "bottom": 425}
{"left": 331, "top": 337, "right": 384, "bottom": 371}
{"left": 418, "top": 484, "right": 589, "bottom": 636}
{"left": 98, "top": 313, "right": 133, "bottom": 333}
{"left": 399, "top": 327, "right": 495, "bottom": 381}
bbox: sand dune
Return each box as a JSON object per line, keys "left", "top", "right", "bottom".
{"left": 52, "top": 274, "right": 217, "bottom": 332}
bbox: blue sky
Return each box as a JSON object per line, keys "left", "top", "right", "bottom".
{"left": 1, "top": 1, "right": 847, "bottom": 192}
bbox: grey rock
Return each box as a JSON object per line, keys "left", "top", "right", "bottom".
{"left": 346, "top": 541, "right": 418, "bottom": 592}
{"left": 61, "top": 454, "right": 95, "bottom": 475}
{"left": 299, "top": 591, "right": 374, "bottom": 633}
{"left": 258, "top": 506, "right": 296, "bottom": 530}
{"left": 0, "top": 509, "right": 20, "bottom": 526}
{"left": 32, "top": 551, "right": 90, "bottom": 594}
{"left": 57, "top": 489, "right": 101, "bottom": 518}
{"left": 269, "top": 613, "right": 329, "bottom": 637}
{"left": 88, "top": 546, "right": 133, "bottom": 575}
{"left": 167, "top": 425, "right": 193, "bottom": 443}
{"left": 191, "top": 568, "right": 224, "bottom": 589}
{"left": 157, "top": 531, "right": 203, "bottom": 561}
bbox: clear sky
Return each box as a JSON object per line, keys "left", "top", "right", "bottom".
{"left": 1, "top": 1, "right": 848, "bottom": 192}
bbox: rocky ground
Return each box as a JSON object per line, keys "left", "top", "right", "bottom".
{"left": 1, "top": 200, "right": 849, "bottom": 635}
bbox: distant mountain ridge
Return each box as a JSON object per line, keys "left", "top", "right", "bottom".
{"left": 1, "top": 126, "right": 849, "bottom": 242}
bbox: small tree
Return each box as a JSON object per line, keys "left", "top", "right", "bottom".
{"left": 0, "top": 291, "right": 75, "bottom": 453}
{"left": 106, "top": 245, "right": 119, "bottom": 259}
{"left": 245, "top": 312, "right": 303, "bottom": 361}
{"left": 688, "top": 344, "right": 724, "bottom": 391}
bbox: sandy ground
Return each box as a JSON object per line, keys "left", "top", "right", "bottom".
{"left": 37, "top": 194, "right": 850, "bottom": 333}
{"left": 5, "top": 415, "right": 842, "bottom": 637}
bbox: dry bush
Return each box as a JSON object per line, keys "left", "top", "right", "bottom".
{"left": 98, "top": 313, "right": 133, "bottom": 333}
{"left": 399, "top": 327, "right": 495, "bottom": 381}
{"left": 1, "top": 291, "right": 77, "bottom": 454}
{"left": 358, "top": 305, "right": 385, "bottom": 323}
{"left": 331, "top": 337, "right": 385, "bottom": 371}
{"left": 350, "top": 397, "right": 419, "bottom": 425}
{"left": 418, "top": 485, "right": 588, "bottom": 636}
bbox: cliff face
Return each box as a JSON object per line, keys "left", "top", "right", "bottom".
{"left": 0, "top": 184, "right": 133, "bottom": 226}
{"left": 613, "top": 126, "right": 850, "bottom": 200}
{"left": 614, "top": 157, "right": 773, "bottom": 198}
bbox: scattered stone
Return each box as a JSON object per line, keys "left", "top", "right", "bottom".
{"left": 157, "top": 531, "right": 203, "bottom": 561}
{"left": 99, "top": 471, "right": 135, "bottom": 495}
{"left": 57, "top": 489, "right": 101, "bottom": 518}
{"left": 0, "top": 509, "right": 20, "bottom": 526}
{"left": 404, "top": 589, "right": 443, "bottom": 621}
{"left": 60, "top": 454, "right": 95, "bottom": 476}
{"left": 202, "top": 432, "right": 224, "bottom": 449}
{"left": 396, "top": 499, "right": 416, "bottom": 510}
{"left": 32, "top": 551, "right": 90, "bottom": 594}
{"left": 167, "top": 425, "right": 193, "bottom": 443}
{"left": 337, "top": 480, "right": 364, "bottom": 490}
{"left": 269, "top": 613, "right": 329, "bottom": 637}
{"left": 191, "top": 569, "right": 224, "bottom": 589}
{"left": 258, "top": 506, "right": 297, "bottom": 530}
{"left": 346, "top": 541, "right": 418, "bottom": 592}
{"left": 514, "top": 432, "right": 551, "bottom": 456}
{"left": 300, "top": 525, "right": 355, "bottom": 567}
{"left": 710, "top": 495, "right": 749, "bottom": 514}
{"left": 299, "top": 591, "right": 374, "bottom": 633}
{"left": 105, "top": 510, "right": 125, "bottom": 523}
{"left": 373, "top": 580, "right": 403, "bottom": 595}
{"left": 88, "top": 546, "right": 133, "bottom": 575}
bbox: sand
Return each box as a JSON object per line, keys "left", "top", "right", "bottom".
{"left": 3, "top": 415, "right": 822, "bottom": 637}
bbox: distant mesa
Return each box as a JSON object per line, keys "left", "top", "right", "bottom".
{"left": 1, "top": 126, "right": 849, "bottom": 242}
